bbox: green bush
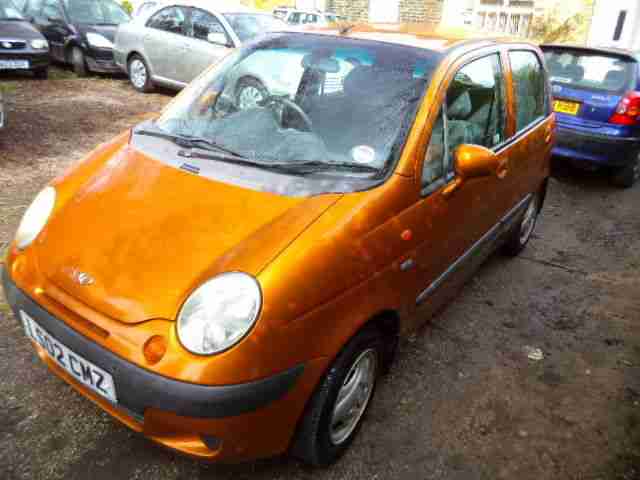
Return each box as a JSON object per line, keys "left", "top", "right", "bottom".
{"left": 121, "top": 0, "right": 133, "bottom": 15}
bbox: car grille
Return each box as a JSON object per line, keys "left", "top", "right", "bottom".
{"left": 0, "top": 39, "right": 27, "bottom": 50}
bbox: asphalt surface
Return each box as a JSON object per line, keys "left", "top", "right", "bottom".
{"left": 1, "top": 68, "right": 639, "bottom": 479}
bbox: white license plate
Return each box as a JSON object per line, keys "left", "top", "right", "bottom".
{"left": 20, "top": 310, "right": 118, "bottom": 403}
{"left": 0, "top": 60, "right": 29, "bottom": 70}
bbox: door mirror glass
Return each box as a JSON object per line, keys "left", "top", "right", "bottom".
{"left": 207, "top": 32, "right": 228, "bottom": 46}
{"left": 454, "top": 144, "right": 504, "bottom": 180}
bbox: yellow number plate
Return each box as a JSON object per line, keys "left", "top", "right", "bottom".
{"left": 554, "top": 100, "right": 580, "bottom": 115}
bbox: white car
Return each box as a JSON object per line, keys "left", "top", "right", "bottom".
{"left": 114, "top": 0, "right": 287, "bottom": 92}
{"left": 274, "top": 8, "right": 345, "bottom": 26}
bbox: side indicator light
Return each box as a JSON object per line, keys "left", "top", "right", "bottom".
{"left": 401, "top": 229, "right": 412, "bottom": 241}
{"left": 143, "top": 335, "right": 167, "bottom": 365}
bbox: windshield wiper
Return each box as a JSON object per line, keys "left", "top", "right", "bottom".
{"left": 271, "top": 161, "right": 380, "bottom": 175}
{"left": 135, "top": 129, "right": 379, "bottom": 176}
{"left": 178, "top": 151, "right": 379, "bottom": 176}
{"left": 135, "top": 129, "right": 246, "bottom": 159}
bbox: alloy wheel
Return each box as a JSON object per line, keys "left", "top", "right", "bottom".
{"left": 130, "top": 59, "right": 147, "bottom": 90}
{"left": 329, "top": 348, "right": 377, "bottom": 446}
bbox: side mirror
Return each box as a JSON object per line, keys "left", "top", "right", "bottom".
{"left": 207, "top": 32, "right": 229, "bottom": 46}
{"left": 442, "top": 144, "right": 507, "bottom": 197}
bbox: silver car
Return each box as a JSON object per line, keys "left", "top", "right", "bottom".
{"left": 113, "top": 0, "right": 286, "bottom": 93}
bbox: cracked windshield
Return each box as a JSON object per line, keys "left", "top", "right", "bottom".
{"left": 155, "top": 34, "right": 441, "bottom": 176}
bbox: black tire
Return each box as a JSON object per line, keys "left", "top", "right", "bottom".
{"left": 611, "top": 154, "right": 640, "bottom": 188}
{"left": 33, "top": 67, "right": 48, "bottom": 80}
{"left": 291, "top": 326, "right": 384, "bottom": 467}
{"left": 235, "top": 77, "right": 268, "bottom": 110}
{"left": 502, "top": 191, "right": 541, "bottom": 257}
{"left": 127, "top": 54, "right": 154, "bottom": 93}
{"left": 71, "top": 47, "right": 88, "bottom": 77}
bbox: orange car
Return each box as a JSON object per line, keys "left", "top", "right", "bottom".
{"left": 2, "top": 25, "right": 554, "bottom": 466}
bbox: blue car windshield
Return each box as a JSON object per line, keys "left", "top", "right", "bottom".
{"left": 156, "top": 33, "right": 442, "bottom": 177}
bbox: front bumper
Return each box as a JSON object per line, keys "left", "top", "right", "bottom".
{"left": 85, "top": 47, "right": 121, "bottom": 74}
{"left": 553, "top": 126, "right": 640, "bottom": 167}
{"left": 0, "top": 50, "right": 50, "bottom": 71}
{"left": 1, "top": 267, "right": 319, "bottom": 461}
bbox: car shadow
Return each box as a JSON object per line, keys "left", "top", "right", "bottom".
{"left": 550, "top": 156, "right": 621, "bottom": 193}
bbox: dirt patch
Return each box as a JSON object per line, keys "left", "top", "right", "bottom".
{"left": 1, "top": 68, "right": 640, "bottom": 480}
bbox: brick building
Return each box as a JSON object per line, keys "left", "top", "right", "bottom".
{"left": 325, "top": 0, "right": 446, "bottom": 24}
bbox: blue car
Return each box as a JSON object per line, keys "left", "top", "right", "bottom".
{"left": 542, "top": 45, "right": 640, "bottom": 188}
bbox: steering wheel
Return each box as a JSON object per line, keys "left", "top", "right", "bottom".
{"left": 263, "top": 96, "right": 314, "bottom": 132}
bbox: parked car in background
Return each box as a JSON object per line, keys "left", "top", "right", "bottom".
{"left": 22, "top": 0, "right": 130, "bottom": 76}
{"left": 3, "top": 26, "right": 553, "bottom": 466}
{"left": 114, "top": 0, "right": 286, "bottom": 92}
{"left": 542, "top": 44, "right": 640, "bottom": 187}
{"left": 275, "top": 8, "right": 344, "bottom": 26}
{"left": 0, "top": 0, "right": 49, "bottom": 78}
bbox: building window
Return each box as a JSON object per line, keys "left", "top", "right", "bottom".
{"left": 477, "top": 11, "right": 487, "bottom": 28}
{"left": 499, "top": 12, "right": 508, "bottom": 32}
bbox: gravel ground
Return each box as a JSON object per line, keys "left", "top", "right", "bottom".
{"left": 1, "top": 67, "right": 639, "bottom": 480}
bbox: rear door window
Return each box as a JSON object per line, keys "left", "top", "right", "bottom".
{"left": 543, "top": 49, "right": 634, "bottom": 93}
{"left": 187, "top": 8, "right": 227, "bottom": 42}
{"left": 509, "top": 50, "right": 548, "bottom": 132}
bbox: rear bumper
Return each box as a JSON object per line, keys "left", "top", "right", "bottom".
{"left": 553, "top": 126, "right": 640, "bottom": 166}
{"left": 1, "top": 266, "right": 316, "bottom": 461}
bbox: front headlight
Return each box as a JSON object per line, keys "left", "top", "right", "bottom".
{"left": 14, "top": 186, "right": 56, "bottom": 250}
{"left": 86, "top": 33, "right": 113, "bottom": 49}
{"left": 177, "top": 272, "right": 262, "bottom": 355}
{"left": 30, "top": 39, "right": 48, "bottom": 50}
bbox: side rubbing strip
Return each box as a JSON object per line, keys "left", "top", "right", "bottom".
{"left": 416, "top": 194, "right": 532, "bottom": 305}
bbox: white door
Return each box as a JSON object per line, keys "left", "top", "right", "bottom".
{"left": 369, "top": 0, "right": 399, "bottom": 23}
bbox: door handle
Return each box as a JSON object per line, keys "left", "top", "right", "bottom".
{"left": 181, "top": 43, "right": 191, "bottom": 51}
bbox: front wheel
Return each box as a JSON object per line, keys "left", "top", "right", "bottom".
{"left": 611, "top": 154, "right": 640, "bottom": 188}
{"left": 291, "top": 327, "right": 383, "bottom": 467}
{"left": 71, "top": 47, "right": 88, "bottom": 77}
{"left": 128, "top": 54, "right": 154, "bottom": 93}
{"left": 235, "top": 77, "right": 268, "bottom": 110}
{"left": 502, "top": 191, "right": 541, "bottom": 257}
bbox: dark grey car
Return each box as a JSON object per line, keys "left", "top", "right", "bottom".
{"left": 113, "top": 0, "right": 286, "bottom": 93}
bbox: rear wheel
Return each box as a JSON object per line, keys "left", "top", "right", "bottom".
{"left": 502, "top": 191, "right": 541, "bottom": 257}
{"left": 128, "top": 54, "right": 154, "bottom": 93}
{"left": 611, "top": 153, "right": 640, "bottom": 188}
{"left": 71, "top": 47, "right": 88, "bottom": 77}
{"left": 291, "top": 327, "right": 383, "bottom": 467}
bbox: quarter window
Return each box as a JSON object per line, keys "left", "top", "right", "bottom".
{"left": 147, "top": 6, "right": 187, "bottom": 35}
{"left": 509, "top": 50, "right": 548, "bottom": 132}
{"left": 188, "top": 9, "right": 226, "bottom": 42}
{"left": 422, "top": 54, "right": 506, "bottom": 191}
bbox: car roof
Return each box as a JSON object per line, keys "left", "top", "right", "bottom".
{"left": 293, "top": 23, "right": 530, "bottom": 53}
{"left": 542, "top": 43, "right": 638, "bottom": 62}
{"left": 135, "top": 0, "right": 268, "bottom": 23}
{"left": 141, "top": 0, "right": 263, "bottom": 15}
